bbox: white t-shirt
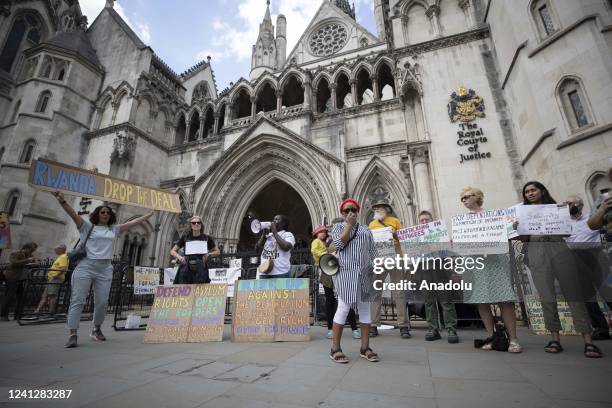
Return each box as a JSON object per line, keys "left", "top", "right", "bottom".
{"left": 79, "top": 220, "right": 119, "bottom": 260}
{"left": 565, "top": 213, "right": 602, "bottom": 250}
{"left": 260, "top": 230, "right": 295, "bottom": 276}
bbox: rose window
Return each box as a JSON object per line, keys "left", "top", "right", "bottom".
{"left": 309, "top": 23, "right": 348, "bottom": 57}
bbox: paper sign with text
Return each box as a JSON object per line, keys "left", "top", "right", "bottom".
{"left": 516, "top": 204, "right": 571, "bottom": 235}
{"left": 133, "top": 267, "right": 160, "bottom": 295}
{"left": 397, "top": 219, "right": 450, "bottom": 257}
{"left": 209, "top": 268, "right": 241, "bottom": 297}
{"left": 451, "top": 209, "right": 510, "bottom": 255}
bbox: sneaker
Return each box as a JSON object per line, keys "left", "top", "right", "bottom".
{"left": 369, "top": 326, "right": 379, "bottom": 337}
{"left": 64, "top": 335, "right": 78, "bottom": 348}
{"left": 352, "top": 329, "right": 362, "bottom": 339}
{"left": 400, "top": 327, "right": 412, "bottom": 339}
{"left": 90, "top": 328, "right": 106, "bottom": 342}
{"left": 447, "top": 329, "right": 459, "bottom": 344}
{"left": 326, "top": 329, "right": 333, "bottom": 339}
{"left": 425, "top": 329, "right": 441, "bottom": 341}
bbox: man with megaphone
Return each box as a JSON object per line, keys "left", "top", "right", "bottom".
{"left": 329, "top": 198, "right": 380, "bottom": 363}
{"left": 254, "top": 214, "right": 295, "bottom": 279}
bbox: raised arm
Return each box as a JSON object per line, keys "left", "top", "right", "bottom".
{"left": 117, "top": 210, "right": 155, "bottom": 233}
{"left": 587, "top": 197, "right": 612, "bottom": 230}
{"left": 52, "top": 191, "right": 84, "bottom": 228}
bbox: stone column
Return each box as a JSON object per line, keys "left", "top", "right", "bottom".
{"left": 311, "top": 90, "right": 318, "bottom": 114}
{"left": 224, "top": 106, "right": 232, "bottom": 127}
{"left": 372, "top": 74, "right": 381, "bottom": 102}
{"left": 198, "top": 117, "right": 205, "bottom": 140}
{"left": 303, "top": 80, "right": 312, "bottom": 111}
{"left": 250, "top": 96, "right": 257, "bottom": 118}
{"left": 184, "top": 122, "right": 190, "bottom": 143}
{"left": 458, "top": 0, "right": 474, "bottom": 27}
{"left": 276, "top": 89, "right": 283, "bottom": 114}
{"left": 426, "top": 5, "right": 442, "bottom": 37}
{"left": 213, "top": 113, "right": 220, "bottom": 135}
{"left": 350, "top": 78, "right": 358, "bottom": 106}
{"left": 330, "top": 83, "right": 337, "bottom": 111}
{"left": 410, "top": 145, "right": 433, "bottom": 213}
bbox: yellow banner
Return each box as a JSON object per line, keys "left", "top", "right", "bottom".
{"left": 28, "top": 158, "right": 181, "bottom": 213}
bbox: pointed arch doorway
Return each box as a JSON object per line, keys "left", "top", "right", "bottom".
{"left": 237, "top": 179, "right": 312, "bottom": 251}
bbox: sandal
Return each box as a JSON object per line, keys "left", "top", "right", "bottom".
{"left": 480, "top": 337, "right": 493, "bottom": 351}
{"left": 584, "top": 343, "right": 603, "bottom": 359}
{"left": 544, "top": 340, "right": 563, "bottom": 353}
{"left": 360, "top": 347, "right": 380, "bottom": 362}
{"left": 330, "top": 348, "right": 349, "bottom": 364}
{"left": 508, "top": 340, "right": 522, "bottom": 353}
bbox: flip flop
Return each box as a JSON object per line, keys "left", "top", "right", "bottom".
{"left": 544, "top": 340, "right": 563, "bottom": 353}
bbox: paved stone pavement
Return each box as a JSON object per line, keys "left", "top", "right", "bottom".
{"left": 0, "top": 320, "right": 611, "bottom": 408}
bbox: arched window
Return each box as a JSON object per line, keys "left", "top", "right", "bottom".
{"left": 355, "top": 68, "right": 373, "bottom": 105}
{"left": 377, "top": 62, "right": 396, "bottom": 100}
{"left": 557, "top": 77, "right": 593, "bottom": 133}
{"left": 201, "top": 107, "right": 214, "bottom": 139}
{"left": 216, "top": 103, "right": 226, "bottom": 133}
{"left": 402, "top": 4, "right": 429, "bottom": 45}
{"left": 187, "top": 111, "right": 200, "bottom": 141}
{"left": 316, "top": 78, "right": 331, "bottom": 113}
{"left": 335, "top": 73, "right": 351, "bottom": 109}
{"left": 530, "top": 0, "right": 558, "bottom": 39}
{"left": 281, "top": 76, "right": 304, "bottom": 108}
{"left": 0, "top": 13, "right": 43, "bottom": 73}
{"left": 232, "top": 88, "right": 252, "bottom": 119}
{"left": 54, "top": 61, "right": 68, "bottom": 81}
{"left": 5, "top": 190, "right": 21, "bottom": 217}
{"left": 40, "top": 56, "right": 53, "bottom": 78}
{"left": 19, "top": 139, "right": 36, "bottom": 163}
{"left": 0, "top": 146, "right": 5, "bottom": 162}
{"left": 255, "top": 82, "right": 276, "bottom": 113}
{"left": 175, "top": 113, "right": 186, "bottom": 145}
{"left": 35, "top": 90, "right": 51, "bottom": 113}
{"left": 19, "top": 56, "right": 38, "bottom": 81}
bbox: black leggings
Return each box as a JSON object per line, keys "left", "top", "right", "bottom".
{"left": 324, "top": 286, "right": 357, "bottom": 330}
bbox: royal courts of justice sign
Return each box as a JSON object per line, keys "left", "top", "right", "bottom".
{"left": 28, "top": 158, "right": 181, "bottom": 213}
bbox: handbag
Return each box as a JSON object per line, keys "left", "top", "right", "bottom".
{"left": 491, "top": 322, "right": 510, "bottom": 352}
{"left": 67, "top": 224, "right": 94, "bottom": 265}
{"left": 258, "top": 237, "right": 278, "bottom": 274}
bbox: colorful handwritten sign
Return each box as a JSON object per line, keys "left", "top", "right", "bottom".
{"left": 451, "top": 209, "right": 510, "bottom": 255}
{"left": 0, "top": 212, "right": 11, "bottom": 249}
{"left": 524, "top": 295, "right": 577, "bottom": 335}
{"left": 516, "top": 204, "right": 571, "bottom": 235}
{"left": 231, "top": 278, "right": 310, "bottom": 342}
{"left": 133, "top": 266, "right": 160, "bottom": 295}
{"left": 28, "top": 158, "right": 181, "bottom": 213}
{"left": 144, "top": 284, "right": 227, "bottom": 343}
{"left": 397, "top": 219, "right": 450, "bottom": 257}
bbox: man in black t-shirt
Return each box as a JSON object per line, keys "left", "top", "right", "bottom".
{"left": 170, "top": 216, "right": 220, "bottom": 284}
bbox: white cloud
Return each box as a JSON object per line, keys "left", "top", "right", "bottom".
{"left": 79, "top": 0, "right": 151, "bottom": 44}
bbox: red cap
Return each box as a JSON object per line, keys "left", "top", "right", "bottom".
{"left": 312, "top": 224, "right": 328, "bottom": 239}
{"left": 339, "top": 198, "right": 360, "bottom": 214}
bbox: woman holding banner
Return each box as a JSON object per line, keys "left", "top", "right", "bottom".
{"left": 170, "top": 216, "right": 220, "bottom": 284}
{"left": 52, "top": 192, "right": 154, "bottom": 348}
{"left": 518, "top": 182, "right": 601, "bottom": 358}
{"left": 459, "top": 187, "right": 522, "bottom": 353}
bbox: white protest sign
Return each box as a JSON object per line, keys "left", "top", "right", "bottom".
{"left": 371, "top": 227, "right": 394, "bottom": 243}
{"left": 209, "top": 267, "right": 241, "bottom": 297}
{"left": 164, "top": 267, "right": 177, "bottom": 285}
{"left": 397, "top": 219, "right": 451, "bottom": 257}
{"left": 516, "top": 204, "right": 571, "bottom": 235}
{"left": 185, "top": 240, "right": 207, "bottom": 255}
{"left": 134, "top": 266, "right": 160, "bottom": 295}
{"left": 451, "top": 209, "right": 510, "bottom": 255}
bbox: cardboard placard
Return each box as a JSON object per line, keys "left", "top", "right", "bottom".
{"left": 28, "top": 158, "right": 181, "bottom": 213}
{"left": 516, "top": 204, "right": 571, "bottom": 235}
{"left": 231, "top": 278, "right": 310, "bottom": 342}
{"left": 133, "top": 266, "right": 160, "bottom": 295}
{"left": 144, "top": 284, "right": 227, "bottom": 343}
{"left": 524, "top": 295, "right": 577, "bottom": 335}
{"left": 451, "top": 209, "right": 510, "bottom": 255}
{"left": 397, "top": 219, "right": 451, "bottom": 257}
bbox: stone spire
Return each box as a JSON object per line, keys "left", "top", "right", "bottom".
{"left": 250, "top": 0, "right": 278, "bottom": 80}
{"left": 333, "top": 0, "right": 355, "bottom": 20}
{"left": 105, "top": 0, "right": 114, "bottom": 9}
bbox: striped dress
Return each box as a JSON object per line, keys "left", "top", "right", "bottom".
{"left": 331, "top": 222, "right": 377, "bottom": 308}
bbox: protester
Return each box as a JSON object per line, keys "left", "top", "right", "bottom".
{"left": 460, "top": 187, "right": 522, "bottom": 353}
{"left": 170, "top": 216, "right": 220, "bottom": 284}
{"left": 518, "top": 182, "right": 601, "bottom": 357}
{"left": 587, "top": 168, "right": 612, "bottom": 237}
{"left": 368, "top": 197, "right": 411, "bottom": 339}
{"left": 52, "top": 191, "right": 154, "bottom": 348}
{"left": 565, "top": 195, "right": 611, "bottom": 340}
{"left": 311, "top": 224, "right": 360, "bottom": 340}
{"left": 1, "top": 242, "right": 37, "bottom": 321}
{"left": 34, "top": 244, "right": 68, "bottom": 315}
{"left": 255, "top": 214, "right": 295, "bottom": 279}
{"left": 416, "top": 210, "right": 459, "bottom": 343}
{"left": 329, "top": 198, "right": 379, "bottom": 363}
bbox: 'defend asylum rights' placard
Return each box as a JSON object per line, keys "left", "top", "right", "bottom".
{"left": 28, "top": 158, "right": 181, "bottom": 213}
{"left": 231, "top": 278, "right": 310, "bottom": 342}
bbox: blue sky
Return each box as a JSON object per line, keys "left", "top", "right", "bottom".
{"left": 80, "top": 0, "right": 378, "bottom": 92}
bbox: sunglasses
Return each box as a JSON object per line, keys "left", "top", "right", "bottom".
{"left": 460, "top": 194, "right": 474, "bottom": 201}
{"left": 100, "top": 210, "right": 111, "bottom": 215}
{"left": 191, "top": 221, "right": 202, "bottom": 225}
{"left": 342, "top": 207, "right": 358, "bottom": 214}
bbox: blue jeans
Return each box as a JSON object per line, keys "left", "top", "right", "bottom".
{"left": 259, "top": 272, "right": 290, "bottom": 279}
{"left": 66, "top": 258, "right": 113, "bottom": 330}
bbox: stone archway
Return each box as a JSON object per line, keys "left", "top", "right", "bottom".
{"left": 237, "top": 179, "right": 312, "bottom": 251}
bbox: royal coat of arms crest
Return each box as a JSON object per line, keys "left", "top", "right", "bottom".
{"left": 447, "top": 86, "right": 485, "bottom": 123}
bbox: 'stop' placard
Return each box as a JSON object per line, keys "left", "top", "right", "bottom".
{"left": 28, "top": 158, "right": 181, "bottom": 213}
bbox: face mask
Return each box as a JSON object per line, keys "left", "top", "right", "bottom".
{"left": 373, "top": 211, "right": 385, "bottom": 221}
{"left": 569, "top": 206, "right": 580, "bottom": 216}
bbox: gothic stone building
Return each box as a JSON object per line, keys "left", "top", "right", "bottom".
{"left": 1, "top": 0, "right": 611, "bottom": 264}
